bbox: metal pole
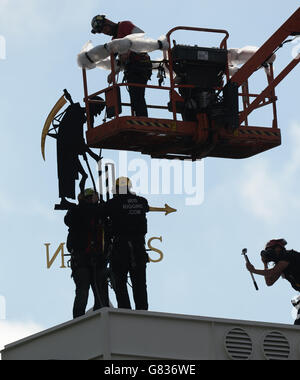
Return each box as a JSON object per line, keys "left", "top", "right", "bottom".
{"left": 242, "top": 248, "right": 259, "bottom": 291}
{"left": 98, "top": 156, "right": 104, "bottom": 203}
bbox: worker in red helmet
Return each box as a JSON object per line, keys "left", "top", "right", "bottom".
{"left": 91, "top": 15, "right": 152, "bottom": 117}
{"left": 246, "top": 239, "right": 300, "bottom": 325}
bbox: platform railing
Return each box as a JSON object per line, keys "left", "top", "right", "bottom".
{"left": 82, "top": 23, "right": 294, "bottom": 132}
{"left": 82, "top": 26, "right": 231, "bottom": 131}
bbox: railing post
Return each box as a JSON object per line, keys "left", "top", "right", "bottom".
{"left": 110, "top": 53, "right": 120, "bottom": 119}
{"left": 268, "top": 64, "right": 278, "bottom": 129}
{"left": 82, "top": 68, "right": 92, "bottom": 130}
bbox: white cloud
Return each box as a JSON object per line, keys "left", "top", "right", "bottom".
{"left": 28, "top": 200, "right": 59, "bottom": 221}
{"left": 0, "top": 0, "right": 98, "bottom": 36}
{"left": 0, "top": 191, "right": 58, "bottom": 221}
{"left": 0, "top": 0, "right": 46, "bottom": 34}
{"left": 283, "top": 122, "right": 300, "bottom": 177}
{"left": 0, "top": 320, "right": 43, "bottom": 354}
{"left": 240, "top": 160, "right": 284, "bottom": 223}
{"left": 0, "top": 191, "right": 14, "bottom": 213}
{"left": 239, "top": 121, "right": 300, "bottom": 224}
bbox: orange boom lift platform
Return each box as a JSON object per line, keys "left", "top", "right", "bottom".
{"left": 83, "top": 8, "right": 300, "bottom": 161}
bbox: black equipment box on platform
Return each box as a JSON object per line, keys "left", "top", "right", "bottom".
{"left": 172, "top": 45, "right": 228, "bottom": 66}
{"left": 171, "top": 45, "right": 228, "bottom": 88}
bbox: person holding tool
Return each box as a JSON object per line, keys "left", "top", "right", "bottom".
{"left": 242, "top": 248, "right": 259, "bottom": 291}
{"left": 64, "top": 188, "right": 109, "bottom": 318}
{"left": 90, "top": 15, "right": 152, "bottom": 116}
{"left": 246, "top": 239, "right": 300, "bottom": 325}
{"left": 103, "top": 177, "right": 150, "bottom": 310}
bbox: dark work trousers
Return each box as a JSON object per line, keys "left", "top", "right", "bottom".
{"left": 125, "top": 67, "right": 152, "bottom": 117}
{"left": 110, "top": 236, "right": 148, "bottom": 310}
{"left": 72, "top": 259, "right": 109, "bottom": 319}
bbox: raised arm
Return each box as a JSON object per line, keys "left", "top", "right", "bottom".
{"left": 246, "top": 261, "right": 289, "bottom": 287}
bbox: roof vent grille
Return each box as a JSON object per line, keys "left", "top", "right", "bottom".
{"left": 225, "top": 328, "right": 252, "bottom": 360}
{"left": 263, "top": 331, "right": 290, "bottom": 360}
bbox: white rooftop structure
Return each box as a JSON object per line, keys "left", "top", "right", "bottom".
{"left": 2, "top": 308, "right": 300, "bottom": 360}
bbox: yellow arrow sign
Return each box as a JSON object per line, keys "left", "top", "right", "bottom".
{"left": 149, "top": 204, "right": 177, "bottom": 216}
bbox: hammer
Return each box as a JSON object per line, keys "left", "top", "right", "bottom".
{"left": 242, "top": 248, "right": 259, "bottom": 291}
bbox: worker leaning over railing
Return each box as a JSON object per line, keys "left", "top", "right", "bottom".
{"left": 91, "top": 15, "right": 152, "bottom": 116}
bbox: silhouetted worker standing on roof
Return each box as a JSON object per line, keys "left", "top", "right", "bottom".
{"left": 246, "top": 239, "right": 300, "bottom": 325}
{"left": 91, "top": 15, "right": 152, "bottom": 117}
{"left": 64, "top": 189, "right": 109, "bottom": 318}
{"left": 103, "top": 177, "right": 150, "bottom": 310}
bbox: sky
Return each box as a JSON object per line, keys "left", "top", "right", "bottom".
{"left": 0, "top": 0, "right": 300, "bottom": 351}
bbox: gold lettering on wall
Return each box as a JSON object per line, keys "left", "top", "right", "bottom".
{"left": 147, "top": 237, "right": 164, "bottom": 263}
{"left": 45, "top": 243, "right": 67, "bottom": 269}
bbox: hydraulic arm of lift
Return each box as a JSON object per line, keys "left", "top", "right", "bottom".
{"left": 231, "top": 7, "right": 300, "bottom": 125}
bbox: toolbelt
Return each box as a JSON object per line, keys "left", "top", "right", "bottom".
{"left": 128, "top": 52, "right": 151, "bottom": 64}
{"left": 70, "top": 249, "right": 105, "bottom": 270}
{"left": 111, "top": 235, "right": 149, "bottom": 267}
{"left": 124, "top": 53, "right": 152, "bottom": 79}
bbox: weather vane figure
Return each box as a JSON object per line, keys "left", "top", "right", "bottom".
{"left": 41, "top": 89, "right": 105, "bottom": 210}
